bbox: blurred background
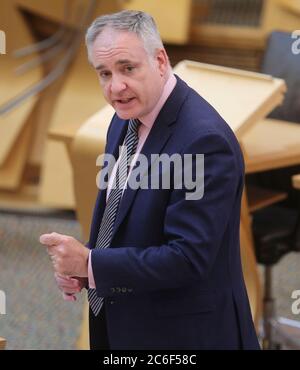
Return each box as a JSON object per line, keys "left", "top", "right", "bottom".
{"left": 0, "top": 0, "right": 300, "bottom": 350}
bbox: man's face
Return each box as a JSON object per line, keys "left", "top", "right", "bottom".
{"left": 90, "top": 28, "right": 168, "bottom": 120}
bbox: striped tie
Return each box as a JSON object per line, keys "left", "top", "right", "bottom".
{"left": 88, "top": 118, "right": 141, "bottom": 316}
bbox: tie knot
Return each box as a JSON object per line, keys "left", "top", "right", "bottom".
{"left": 128, "top": 118, "right": 141, "bottom": 134}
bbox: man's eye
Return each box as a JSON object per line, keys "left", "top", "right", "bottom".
{"left": 125, "top": 66, "right": 135, "bottom": 73}
{"left": 100, "top": 71, "right": 111, "bottom": 79}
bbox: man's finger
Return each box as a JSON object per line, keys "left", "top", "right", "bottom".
{"left": 59, "top": 285, "right": 81, "bottom": 294}
{"left": 56, "top": 276, "right": 80, "bottom": 289}
{"left": 62, "top": 292, "right": 76, "bottom": 302}
{"left": 47, "top": 247, "right": 56, "bottom": 256}
{"left": 39, "top": 232, "right": 65, "bottom": 246}
{"left": 55, "top": 272, "right": 71, "bottom": 280}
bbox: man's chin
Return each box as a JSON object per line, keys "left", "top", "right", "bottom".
{"left": 115, "top": 110, "right": 138, "bottom": 120}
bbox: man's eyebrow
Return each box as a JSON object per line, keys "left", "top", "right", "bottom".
{"left": 95, "top": 59, "right": 135, "bottom": 70}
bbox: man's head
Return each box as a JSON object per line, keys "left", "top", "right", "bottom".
{"left": 85, "top": 10, "right": 172, "bottom": 120}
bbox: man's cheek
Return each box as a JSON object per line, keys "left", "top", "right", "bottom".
{"left": 103, "top": 91, "right": 112, "bottom": 103}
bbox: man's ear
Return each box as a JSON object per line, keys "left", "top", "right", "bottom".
{"left": 155, "top": 48, "right": 169, "bottom": 76}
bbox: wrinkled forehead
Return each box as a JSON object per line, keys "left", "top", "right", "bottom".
{"left": 93, "top": 27, "right": 146, "bottom": 53}
{"left": 90, "top": 27, "right": 149, "bottom": 66}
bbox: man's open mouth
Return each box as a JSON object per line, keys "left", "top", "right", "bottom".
{"left": 115, "top": 97, "right": 135, "bottom": 104}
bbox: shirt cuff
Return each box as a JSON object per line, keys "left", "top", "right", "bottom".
{"left": 88, "top": 250, "right": 96, "bottom": 289}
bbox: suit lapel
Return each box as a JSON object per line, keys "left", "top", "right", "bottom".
{"left": 107, "top": 116, "right": 129, "bottom": 160}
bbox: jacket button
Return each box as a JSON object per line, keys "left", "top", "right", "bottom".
{"left": 109, "top": 299, "right": 115, "bottom": 305}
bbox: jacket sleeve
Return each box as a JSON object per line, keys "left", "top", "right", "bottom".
{"left": 91, "top": 131, "right": 244, "bottom": 297}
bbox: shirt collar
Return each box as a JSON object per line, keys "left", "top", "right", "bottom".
{"left": 138, "top": 73, "right": 177, "bottom": 129}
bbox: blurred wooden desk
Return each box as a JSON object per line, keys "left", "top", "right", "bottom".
{"left": 0, "top": 337, "right": 6, "bottom": 350}
{"left": 277, "top": 0, "right": 300, "bottom": 16}
{"left": 49, "top": 125, "right": 78, "bottom": 149}
{"left": 242, "top": 118, "right": 300, "bottom": 174}
{"left": 293, "top": 174, "right": 300, "bottom": 190}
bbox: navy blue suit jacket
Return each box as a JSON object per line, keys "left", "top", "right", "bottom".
{"left": 87, "top": 76, "right": 260, "bottom": 350}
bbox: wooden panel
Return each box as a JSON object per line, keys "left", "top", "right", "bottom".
{"left": 173, "top": 60, "right": 286, "bottom": 137}
{"left": 0, "top": 0, "right": 42, "bottom": 167}
{"left": 0, "top": 337, "right": 6, "bottom": 350}
{"left": 27, "top": 71, "right": 68, "bottom": 167}
{"left": 277, "top": 0, "right": 300, "bottom": 15}
{"left": 292, "top": 174, "right": 300, "bottom": 190}
{"left": 242, "top": 118, "right": 300, "bottom": 173}
{"left": 189, "top": 0, "right": 300, "bottom": 64}
{"left": 72, "top": 105, "right": 114, "bottom": 238}
{"left": 0, "top": 183, "right": 42, "bottom": 211}
{"left": 39, "top": 46, "right": 107, "bottom": 208}
{"left": 262, "top": 0, "right": 300, "bottom": 33}
{"left": 16, "top": 0, "right": 69, "bottom": 24}
{"left": 191, "top": 24, "right": 266, "bottom": 50}
{"left": 121, "top": 0, "right": 192, "bottom": 44}
{"left": 16, "top": 0, "right": 120, "bottom": 27}
{"left": 240, "top": 219, "right": 262, "bottom": 328}
{"left": 0, "top": 114, "right": 33, "bottom": 189}
{"left": 48, "top": 47, "right": 105, "bottom": 137}
{"left": 39, "top": 140, "right": 75, "bottom": 209}
{"left": 277, "top": 0, "right": 300, "bottom": 16}
{"left": 247, "top": 185, "right": 288, "bottom": 212}
{"left": 240, "top": 190, "right": 262, "bottom": 329}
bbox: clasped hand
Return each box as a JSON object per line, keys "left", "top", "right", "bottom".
{"left": 39, "top": 232, "right": 89, "bottom": 301}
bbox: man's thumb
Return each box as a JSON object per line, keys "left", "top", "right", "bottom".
{"left": 39, "top": 232, "right": 64, "bottom": 246}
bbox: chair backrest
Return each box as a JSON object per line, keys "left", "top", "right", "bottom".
{"left": 261, "top": 31, "right": 300, "bottom": 123}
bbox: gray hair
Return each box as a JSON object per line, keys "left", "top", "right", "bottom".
{"left": 85, "top": 10, "right": 164, "bottom": 60}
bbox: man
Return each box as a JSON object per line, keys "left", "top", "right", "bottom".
{"left": 40, "top": 10, "right": 260, "bottom": 350}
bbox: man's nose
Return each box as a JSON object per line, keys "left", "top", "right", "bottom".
{"left": 110, "top": 76, "right": 126, "bottom": 94}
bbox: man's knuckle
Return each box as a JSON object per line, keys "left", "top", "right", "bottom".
{"left": 60, "top": 248, "right": 66, "bottom": 257}
{"left": 67, "top": 235, "right": 75, "bottom": 243}
{"left": 60, "top": 236, "right": 68, "bottom": 244}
